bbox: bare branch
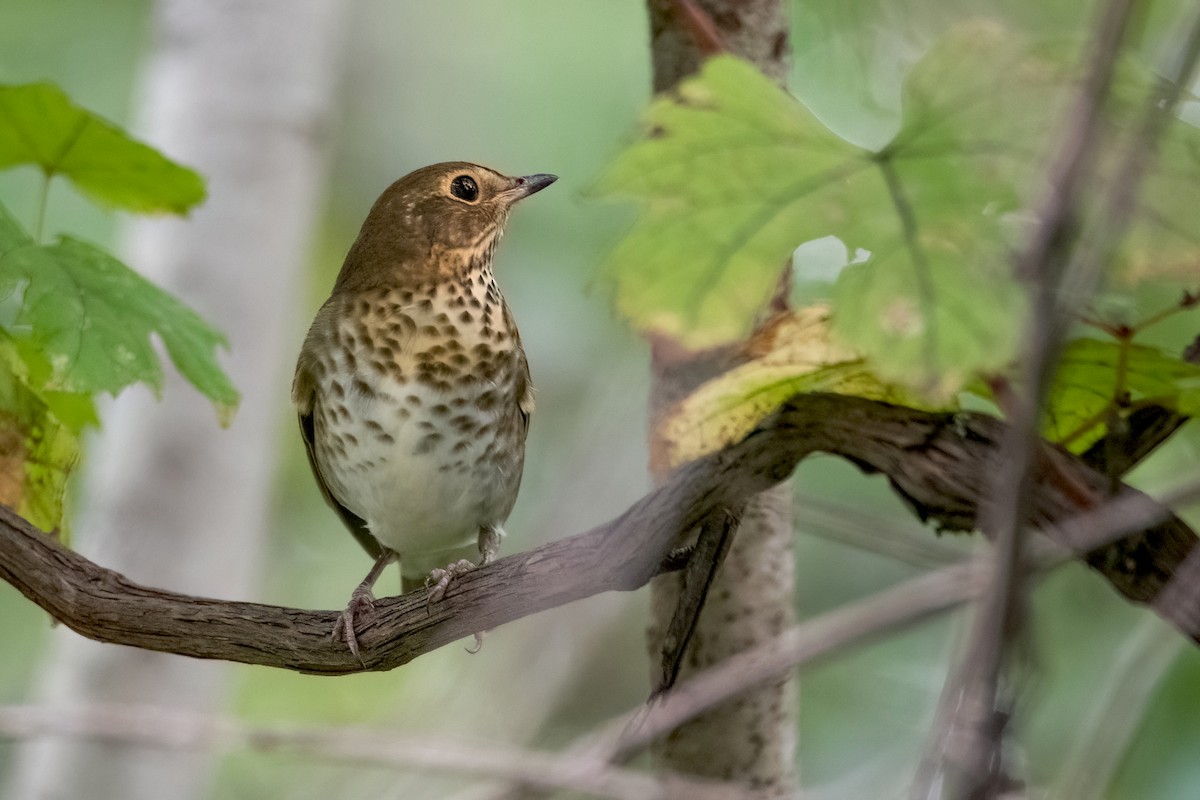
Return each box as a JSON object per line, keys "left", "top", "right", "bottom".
{"left": 458, "top": 473, "right": 1200, "bottom": 800}
{"left": 654, "top": 509, "right": 741, "bottom": 695}
{"left": 616, "top": 559, "right": 986, "bottom": 760}
{"left": 920, "top": 0, "right": 1200, "bottom": 794}
{"left": 612, "top": 470, "right": 1200, "bottom": 763}
{"left": 0, "top": 394, "right": 1195, "bottom": 675}
{"left": 669, "top": 0, "right": 726, "bottom": 56}
{"left": 0, "top": 704, "right": 761, "bottom": 800}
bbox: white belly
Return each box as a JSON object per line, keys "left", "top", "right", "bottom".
{"left": 313, "top": 374, "right": 519, "bottom": 567}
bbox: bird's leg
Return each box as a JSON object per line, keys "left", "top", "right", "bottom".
{"left": 425, "top": 526, "right": 505, "bottom": 653}
{"left": 478, "top": 524, "right": 503, "bottom": 565}
{"left": 332, "top": 547, "right": 397, "bottom": 660}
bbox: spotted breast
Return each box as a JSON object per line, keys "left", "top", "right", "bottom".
{"left": 302, "top": 271, "right": 532, "bottom": 579}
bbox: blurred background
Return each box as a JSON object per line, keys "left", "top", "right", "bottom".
{"left": 1, "top": 1, "right": 1199, "bottom": 798}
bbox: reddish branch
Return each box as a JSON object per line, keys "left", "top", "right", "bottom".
{"left": 669, "top": 0, "right": 727, "bottom": 56}
{"left": 0, "top": 393, "right": 1195, "bottom": 676}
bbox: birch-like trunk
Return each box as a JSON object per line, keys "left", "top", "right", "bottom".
{"left": 643, "top": 1, "right": 799, "bottom": 796}
{"left": 3, "top": 2, "right": 345, "bottom": 799}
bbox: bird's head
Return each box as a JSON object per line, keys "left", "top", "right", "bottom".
{"left": 335, "top": 162, "right": 557, "bottom": 291}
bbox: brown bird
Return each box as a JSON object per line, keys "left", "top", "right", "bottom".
{"left": 293, "top": 162, "right": 556, "bottom": 656}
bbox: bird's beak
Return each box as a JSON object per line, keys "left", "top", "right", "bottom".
{"left": 508, "top": 173, "right": 558, "bottom": 201}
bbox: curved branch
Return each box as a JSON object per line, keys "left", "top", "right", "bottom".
{"left": 1, "top": 393, "right": 1196, "bottom": 675}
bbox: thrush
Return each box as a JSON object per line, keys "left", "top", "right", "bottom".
{"left": 293, "top": 162, "right": 556, "bottom": 656}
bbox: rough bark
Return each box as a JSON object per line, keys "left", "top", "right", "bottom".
{"left": 644, "top": 1, "right": 798, "bottom": 794}
{"left": 6, "top": 395, "right": 1192, "bottom": 691}
{"left": 2, "top": 2, "right": 345, "bottom": 799}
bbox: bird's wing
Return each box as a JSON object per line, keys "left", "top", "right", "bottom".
{"left": 293, "top": 320, "right": 384, "bottom": 560}
{"left": 516, "top": 347, "right": 534, "bottom": 435}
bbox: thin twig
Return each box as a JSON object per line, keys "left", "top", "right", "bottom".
{"left": 1044, "top": 476, "right": 1200, "bottom": 555}
{"left": 0, "top": 704, "right": 761, "bottom": 800}
{"left": 794, "top": 490, "right": 972, "bottom": 569}
{"left": 670, "top": 0, "right": 726, "bottom": 56}
{"left": 614, "top": 559, "right": 986, "bottom": 761}
{"left": 614, "top": 471, "right": 1200, "bottom": 765}
{"left": 450, "top": 474, "right": 1200, "bottom": 800}
{"left": 1129, "top": 289, "right": 1200, "bottom": 335}
{"left": 655, "top": 509, "right": 741, "bottom": 695}
{"left": 918, "top": 0, "right": 1150, "bottom": 795}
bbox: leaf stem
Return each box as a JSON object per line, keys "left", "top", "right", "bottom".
{"left": 1078, "top": 312, "right": 1125, "bottom": 337}
{"left": 876, "top": 155, "right": 939, "bottom": 380}
{"left": 34, "top": 171, "right": 51, "bottom": 244}
{"left": 1113, "top": 335, "right": 1131, "bottom": 402}
{"left": 1130, "top": 290, "right": 1200, "bottom": 335}
{"left": 1056, "top": 394, "right": 1174, "bottom": 449}
{"left": 1057, "top": 403, "right": 1113, "bottom": 449}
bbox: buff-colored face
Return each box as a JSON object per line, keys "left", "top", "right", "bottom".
{"left": 335, "top": 162, "right": 556, "bottom": 291}
{"left": 387, "top": 162, "right": 556, "bottom": 251}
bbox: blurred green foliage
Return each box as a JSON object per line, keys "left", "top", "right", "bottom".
{"left": 598, "top": 22, "right": 1200, "bottom": 483}
{"left": 595, "top": 29, "right": 1036, "bottom": 392}
{"left": 0, "top": 82, "right": 205, "bottom": 214}
{"left": 0, "top": 82, "right": 235, "bottom": 533}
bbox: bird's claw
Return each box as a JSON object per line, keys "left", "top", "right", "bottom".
{"left": 424, "top": 558, "right": 476, "bottom": 609}
{"left": 425, "top": 559, "right": 489, "bottom": 652}
{"left": 332, "top": 586, "right": 377, "bottom": 660}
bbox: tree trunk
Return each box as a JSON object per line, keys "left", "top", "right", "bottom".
{"left": 3, "top": 2, "right": 345, "bottom": 799}
{"left": 643, "top": 1, "right": 798, "bottom": 796}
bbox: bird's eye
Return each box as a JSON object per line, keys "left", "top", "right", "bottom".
{"left": 449, "top": 175, "right": 479, "bottom": 202}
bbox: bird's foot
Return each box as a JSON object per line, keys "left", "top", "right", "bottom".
{"left": 424, "top": 558, "right": 476, "bottom": 608}
{"left": 425, "top": 529, "right": 502, "bottom": 650}
{"left": 422, "top": 566, "right": 487, "bottom": 654}
{"left": 331, "top": 548, "right": 397, "bottom": 661}
{"left": 332, "top": 585, "right": 377, "bottom": 661}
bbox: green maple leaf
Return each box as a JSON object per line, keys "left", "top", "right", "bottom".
{"left": 593, "top": 25, "right": 1049, "bottom": 394}
{"left": 0, "top": 82, "right": 205, "bottom": 213}
{"left": 0, "top": 202, "right": 238, "bottom": 422}
{"left": 1109, "top": 99, "right": 1200, "bottom": 286}
{"left": 594, "top": 22, "right": 1200, "bottom": 398}
{"left": 593, "top": 54, "right": 864, "bottom": 349}
{"left": 1046, "top": 338, "right": 1200, "bottom": 451}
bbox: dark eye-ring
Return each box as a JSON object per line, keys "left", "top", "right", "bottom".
{"left": 449, "top": 175, "right": 479, "bottom": 202}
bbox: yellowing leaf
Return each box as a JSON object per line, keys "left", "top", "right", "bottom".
{"left": 0, "top": 336, "right": 80, "bottom": 535}
{"left": 653, "top": 306, "right": 933, "bottom": 469}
